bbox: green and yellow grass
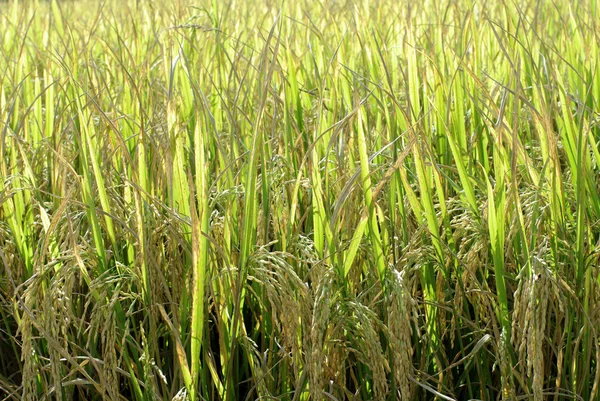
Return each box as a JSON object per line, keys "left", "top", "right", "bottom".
{"left": 1, "top": 0, "right": 600, "bottom": 399}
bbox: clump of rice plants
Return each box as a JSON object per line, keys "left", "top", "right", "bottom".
{"left": 1, "top": 0, "right": 600, "bottom": 399}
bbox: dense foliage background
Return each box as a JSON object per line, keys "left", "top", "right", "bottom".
{"left": 1, "top": 0, "right": 600, "bottom": 399}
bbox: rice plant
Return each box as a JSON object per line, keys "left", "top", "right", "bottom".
{"left": 1, "top": 0, "right": 600, "bottom": 400}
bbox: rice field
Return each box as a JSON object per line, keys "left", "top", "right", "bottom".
{"left": 1, "top": 0, "right": 600, "bottom": 399}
